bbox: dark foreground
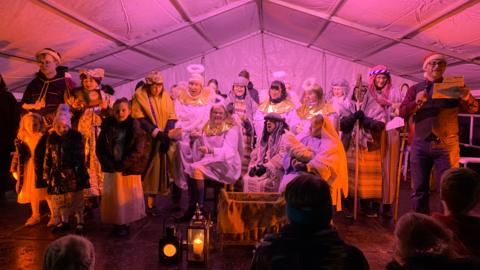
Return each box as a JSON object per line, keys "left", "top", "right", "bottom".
{"left": 0, "top": 180, "right": 440, "bottom": 270}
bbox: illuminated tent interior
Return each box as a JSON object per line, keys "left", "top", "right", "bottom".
{"left": 2, "top": 0, "right": 480, "bottom": 99}
{"left": 2, "top": 1, "right": 480, "bottom": 269}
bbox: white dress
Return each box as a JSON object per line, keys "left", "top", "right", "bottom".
{"left": 181, "top": 125, "right": 242, "bottom": 184}
{"left": 173, "top": 90, "right": 213, "bottom": 189}
{"left": 101, "top": 172, "right": 146, "bottom": 225}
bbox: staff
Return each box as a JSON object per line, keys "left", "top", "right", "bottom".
{"left": 353, "top": 74, "right": 362, "bottom": 220}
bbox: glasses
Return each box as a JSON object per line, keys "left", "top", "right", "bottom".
{"left": 427, "top": 60, "right": 446, "bottom": 67}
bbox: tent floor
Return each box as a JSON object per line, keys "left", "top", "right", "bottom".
{"left": 0, "top": 179, "right": 442, "bottom": 270}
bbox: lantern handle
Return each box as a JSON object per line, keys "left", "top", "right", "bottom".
{"left": 163, "top": 215, "right": 177, "bottom": 235}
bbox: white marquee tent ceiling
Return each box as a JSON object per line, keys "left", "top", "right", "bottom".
{"left": 1, "top": 0, "right": 480, "bottom": 94}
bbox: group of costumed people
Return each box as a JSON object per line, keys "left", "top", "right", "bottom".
{"left": 9, "top": 47, "right": 476, "bottom": 239}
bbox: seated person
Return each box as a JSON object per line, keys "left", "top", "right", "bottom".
{"left": 387, "top": 212, "right": 480, "bottom": 270}
{"left": 289, "top": 81, "right": 337, "bottom": 140}
{"left": 43, "top": 235, "right": 95, "bottom": 270}
{"left": 243, "top": 113, "right": 288, "bottom": 192}
{"left": 251, "top": 174, "right": 369, "bottom": 270}
{"left": 433, "top": 168, "right": 480, "bottom": 257}
{"left": 179, "top": 104, "right": 242, "bottom": 218}
{"left": 280, "top": 115, "right": 348, "bottom": 211}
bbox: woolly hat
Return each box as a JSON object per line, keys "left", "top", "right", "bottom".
{"left": 238, "top": 69, "right": 250, "bottom": 80}
{"left": 79, "top": 68, "right": 104, "bottom": 84}
{"left": 422, "top": 52, "right": 447, "bottom": 71}
{"left": 187, "top": 64, "right": 205, "bottom": 85}
{"left": 145, "top": 70, "right": 163, "bottom": 85}
{"left": 232, "top": 76, "right": 249, "bottom": 87}
{"left": 264, "top": 112, "right": 285, "bottom": 122}
{"left": 53, "top": 104, "right": 72, "bottom": 128}
{"left": 35, "top": 48, "right": 61, "bottom": 63}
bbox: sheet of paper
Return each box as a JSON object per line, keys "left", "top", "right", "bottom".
{"left": 385, "top": 116, "right": 405, "bottom": 131}
{"left": 432, "top": 76, "right": 464, "bottom": 99}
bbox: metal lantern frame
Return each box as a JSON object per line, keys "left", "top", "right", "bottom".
{"left": 186, "top": 204, "right": 210, "bottom": 265}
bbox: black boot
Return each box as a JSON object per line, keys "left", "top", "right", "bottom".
{"left": 177, "top": 177, "right": 204, "bottom": 222}
{"left": 382, "top": 204, "right": 393, "bottom": 219}
{"left": 171, "top": 183, "right": 182, "bottom": 212}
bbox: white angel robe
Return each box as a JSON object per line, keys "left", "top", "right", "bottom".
{"left": 173, "top": 90, "right": 213, "bottom": 189}
{"left": 181, "top": 125, "right": 242, "bottom": 184}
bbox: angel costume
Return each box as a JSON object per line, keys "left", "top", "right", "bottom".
{"left": 253, "top": 81, "right": 296, "bottom": 143}
{"left": 173, "top": 79, "right": 215, "bottom": 189}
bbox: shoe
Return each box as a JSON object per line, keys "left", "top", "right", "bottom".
{"left": 75, "top": 223, "right": 85, "bottom": 235}
{"left": 365, "top": 207, "right": 379, "bottom": 218}
{"left": 382, "top": 204, "right": 393, "bottom": 219}
{"left": 51, "top": 222, "right": 70, "bottom": 233}
{"left": 47, "top": 217, "right": 57, "bottom": 227}
{"left": 25, "top": 216, "right": 41, "bottom": 226}
{"left": 343, "top": 208, "right": 354, "bottom": 219}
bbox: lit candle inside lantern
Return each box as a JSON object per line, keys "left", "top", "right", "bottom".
{"left": 193, "top": 237, "right": 204, "bottom": 256}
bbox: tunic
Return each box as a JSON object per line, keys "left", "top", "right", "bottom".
{"left": 132, "top": 87, "right": 177, "bottom": 195}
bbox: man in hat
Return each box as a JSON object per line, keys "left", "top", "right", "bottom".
{"left": 243, "top": 112, "right": 288, "bottom": 192}
{"left": 21, "top": 48, "right": 75, "bottom": 127}
{"left": 400, "top": 52, "right": 478, "bottom": 214}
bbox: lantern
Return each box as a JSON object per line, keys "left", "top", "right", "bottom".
{"left": 159, "top": 218, "right": 181, "bottom": 264}
{"left": 186, "top": 204, "right": 210, "bottom": 265}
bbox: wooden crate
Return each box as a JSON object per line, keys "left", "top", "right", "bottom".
{"left": 216, "top": 190, "right": 287, "bottom": 250}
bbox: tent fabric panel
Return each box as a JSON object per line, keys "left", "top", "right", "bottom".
{"left": 138, "top": 27, "right": 213, "bottom": 63}
{"left": 313, "top": 22, "right": 393, "bottom": 59}
{"left": 411, "top": 4, "right": 480, "bottom": 59}
{"left": 0, "top": 0, "right": 116, "bottom": 62}
{"left": 363, "top": 43, "right": 432, "bottom": 74}
{"left": 48, "top": 0, "right": 183, "bottom": 41}
{"left": 280, "top": 0, "right": 338, "bottom": 13}
{"left": 0, "top": 57, "right": 39, "bottom": 91}
{"left": 263, "top": 1, "right": 328, "bottom": 44}
{"left": 199, "top": 2, "right": 259, "bottom": 46}
{"left": 336, "top": 0, "right": 453, "bottom": 36}
{"left": 80, "top": 49, "right": 167, "bottom": 79}
{"left": 177, "top": 0, "right": 241, "bottom": 18}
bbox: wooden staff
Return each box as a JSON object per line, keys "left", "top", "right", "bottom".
{"left": 394, "top": 128, "right": 408, "bottom": 221}
{"left": 353, "top": 74, "right": 362, "bottom": 220}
